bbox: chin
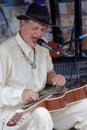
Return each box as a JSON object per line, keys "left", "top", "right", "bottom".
{"left": 32, "top": 42, "right": 37, "bottom": 47}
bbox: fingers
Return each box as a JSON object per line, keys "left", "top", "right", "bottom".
{"left": 28, "top": 92, "right": 39, "bottom": 101}
{"left": 52, "top": 74, "right": 66, "bottom": 86}
{"left": 22, "top": 89, "right": 39, "bottom": 103}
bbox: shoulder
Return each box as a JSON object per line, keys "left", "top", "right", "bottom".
{"left": 0, "top": 35, "right": 18, "bottom": 58}
{"left": 0, "top": 35, "right": 17, "bottom": 52}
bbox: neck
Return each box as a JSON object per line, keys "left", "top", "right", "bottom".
{"left": 19, "top": 31, "right": 34, "bottom": 49}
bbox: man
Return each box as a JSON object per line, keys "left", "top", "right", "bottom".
{"left": 0, "top": 2, "right": 65, "bottom": 130}
{"left": 0, "top": 2, "right": 87, "bottom": 130}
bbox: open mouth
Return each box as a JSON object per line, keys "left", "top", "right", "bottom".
{"left": 32, "top": 37, "right": 39, "bottom": 44}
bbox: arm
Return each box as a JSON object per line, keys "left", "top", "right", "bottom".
{"left": 0, "top": 50, "right": 39, "bottom": 106}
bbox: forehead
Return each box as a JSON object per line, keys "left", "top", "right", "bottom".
{"left": 28, "top": 20, "right": 48, "bottom": 28}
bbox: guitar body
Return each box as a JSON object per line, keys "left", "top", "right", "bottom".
{"left": 46, "top": 84, "right": 87, "bottom": 111}
{"left": 6, "top": 83, "right": 87, "bottom": 127}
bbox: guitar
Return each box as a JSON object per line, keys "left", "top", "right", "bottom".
{"left": 6, "top": 82, "right": 87, "bottom": 127}
{"left": 48, "top": 41, "right": 64, "bottom": 58}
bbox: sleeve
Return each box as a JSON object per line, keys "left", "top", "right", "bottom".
{"left": 0, "top": 50, "right": 24, "bottom": 107}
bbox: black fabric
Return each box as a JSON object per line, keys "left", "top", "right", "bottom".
{"left": 53, "top": 127, "right": 77, "bottom": 130}
{"left": 69, "top": 127, "right": 77, "bottom": 130}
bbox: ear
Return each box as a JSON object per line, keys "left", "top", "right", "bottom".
{"left": 21, "top": 20, "right": 26, "bottom": 28}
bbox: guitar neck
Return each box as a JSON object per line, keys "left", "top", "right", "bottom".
{"left": 22, "top": 94, "right": 52, "bottom": 112}
{"left": 22, "top": 85, "right": 65, "bottom": 112}
{"left": 6, "top": 94, "right": 52, "bottom": 127}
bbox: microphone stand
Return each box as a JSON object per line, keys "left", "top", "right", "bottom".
{"left": 60, "top": 33, "right": 87, "bottom": 47}
{"left": 69, "top": 26, "right": 75, "bottom": 50}
{"left": 60, "top": 37, "right": 80, "bottom": 47}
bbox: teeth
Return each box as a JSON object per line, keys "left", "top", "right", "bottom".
{"left": 32, "top": 37, "right": 38, "bottom": 42}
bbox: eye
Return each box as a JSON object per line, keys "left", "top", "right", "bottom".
{"left": 42, "top": 28, "right": 47, "bottom": 33}
{"left": 31, "top": 27, "right": 39, "bottom": 30}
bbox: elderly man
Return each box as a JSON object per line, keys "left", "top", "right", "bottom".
{"left": 0, "top": 2, "right": 87, "bottom": 130}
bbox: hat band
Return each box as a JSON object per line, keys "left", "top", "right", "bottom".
{"left": 26, "top": 13, "right": 49, "bottom": 23}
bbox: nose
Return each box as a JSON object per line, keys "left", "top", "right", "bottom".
{"left": 36, "top": 29, "right": 44, "bottom": 38}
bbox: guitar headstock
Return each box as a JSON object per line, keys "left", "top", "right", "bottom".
{"left": 7, "top": 109, "right": 23, "bottom": 127}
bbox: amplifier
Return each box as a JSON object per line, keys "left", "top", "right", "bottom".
{"left": 53, "top": 60, "right": 87, "bottom": 82}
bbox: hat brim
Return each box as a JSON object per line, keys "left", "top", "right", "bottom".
{"left": 16, "top": 15, "right": 55, "bottom": 26}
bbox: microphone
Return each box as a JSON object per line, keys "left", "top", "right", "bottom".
{"left": 37, "top": 39, "right": 59, "bottom": 54}
{"left": 79, "top": 33, "right": 87, "bottom": 39}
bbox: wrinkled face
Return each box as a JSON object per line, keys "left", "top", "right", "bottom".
{"left": 20, "top": 20, "right": 48, "bottom": 48}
